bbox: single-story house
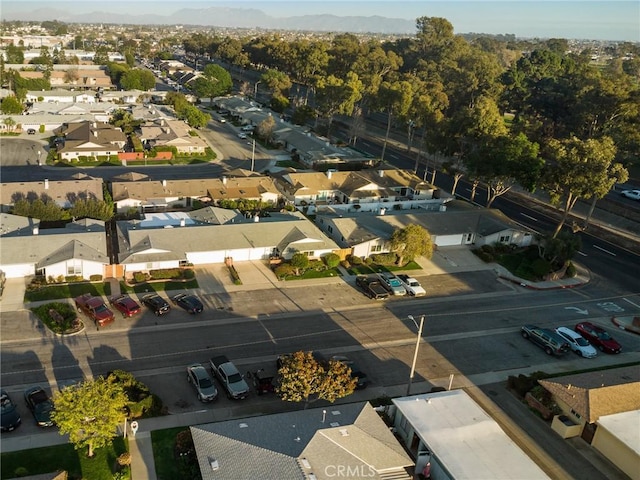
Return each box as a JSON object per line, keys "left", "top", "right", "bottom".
{"left": 111, "top": 175, "right": 280, "bottom": 213}
{"left": 0, "top": 214, "right": 109, "bottom": 279}
{"left": 1, "top": 177, "right": 104, "bottom": 212}
{"left": 315, "top": 200, "right": 534, "bottom": 257}
{"left": 191, "top": 401, "right": 414, "bottom": 480}
{"left": 137, "top": 118, "right": 208, "bottom": 154}
{"left": 54, "top": 120, "right": 127, "bottom": 161}
{"left": 116, "top": 209, "right": 339, "bottom": 273}
{"left": 392, "top": 390, "right": 550, "bottom": 479}
{"left": 538, "top": 365, "right": 640, "bottom": 442}
{"left": 591, "top": 410, "right": 640, "bottom": 480}
{"left": 273, "top": 168, "right": 441, "bottom": 210}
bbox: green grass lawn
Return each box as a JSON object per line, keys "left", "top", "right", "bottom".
{"left": 151, "top": 427, "right": 200, "bottom": 480}
{"left": 24, "top": 282, "right": 112, "bottom": 302}
{"left": 119, "top": 279, "right": 199, "bottom": 294}
{"left": 347, "top": 261, "right": 422, "bottom": 276}
{"left": 0, "top": 437, "right": 129, "bottom": 480}
{"left": 282, "top": 267, "right": 342, "bottom": 281}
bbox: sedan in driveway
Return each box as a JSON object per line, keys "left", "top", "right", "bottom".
{"left": 110, "top": 295, "right": 141, "bottom": 318}
{"left": 575, "top": 322, "right": 622, "bottom": 354}
{"left": 24, "top": 386, "right": 54, "bottom": 427}
{"left": 620, "top": 189, "right": 640, "bottom": 200}
{"left": 1, "top": 390, "right": 21, "bottom": 432}
{"left": 555, "top": 327, "right": 597, "bottom": 358}
{"left": 187, "top": 364, "right": 218, "bottom": 402}
{"left": 172, "top": 293, "right": 203, "bottom": 314}
{"left": 142, "top": 293, "right": 171, "bottom": 316}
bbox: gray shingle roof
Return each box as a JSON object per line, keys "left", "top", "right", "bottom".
{"left": 36, "top": 239, "right": 109, "bottom": 268}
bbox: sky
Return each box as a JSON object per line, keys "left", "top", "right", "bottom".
{"left": 2, "top": 1, "right": 639, "bottom": 41}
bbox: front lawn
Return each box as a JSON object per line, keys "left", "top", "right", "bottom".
{"left": 0, "top": 437, "right": 129, "bottom": 480}
{"left": 281, "top": 267, "right": 342, "bottom": 281}
{"left": 24, "top": 281, "right": 111, "bottom": 302}
{"left": 152, "top": 427, "right": 200, "bottom": 480}
{"left": 347, "top": 260, "right": 422, "bottom": 276}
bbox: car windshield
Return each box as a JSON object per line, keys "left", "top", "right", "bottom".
{"left": 198, "top": 377, "right": 213, "bottom": 389}
{"left": 597, "top": 331, "right": 611, "bottom": 340}
{"left": 389, "top": 279, "right": 402, "bottom": 287}
{"left": 576, "top": 337, "right": 590, "bottom": 346}
{"left": 228, "top": 373, "right": 242, "bottom": 384}
{"left": 95, "top": 304, "right": 109, "bottom": 313}
{"left": 409, "top": 281, "right": 419, "bottom": 286}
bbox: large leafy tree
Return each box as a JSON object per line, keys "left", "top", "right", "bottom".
{"left": 119, "top": 69, "right": 155, "bottom": 91}
{"left": 52, "top": 376, "right": 128, "bottom": 457}
{"left": 543, "top": 136, "right": 628, "bottom": 237}
{"left": 389, "top": 224, "right": 433, "bottom": 265}
{"left": 375, "top": 80, "right": 413, "bottom": 162}
{"left": 261, "top": 69, "right": 292, "bottom": 97}
{"left": 314, "top": 73, "right": 362, "bottom": 136}
{"left": 277, "top": 351, "right": 356, "bottom": 408}
{"left": 1, "top": 96, "right": 23, "bottom": 114}
{"left": 192, "top": 64, "right": 232, "bottom": 104}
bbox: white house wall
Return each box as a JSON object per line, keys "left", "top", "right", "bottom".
{"left": 123, "top": 260, "right": 180, "bottom": 273}
{"left": 43, "top": 260, "right": 105, "bottom": 279}
{"left": 186, "top": 251, "right": 227, "bottom": 265}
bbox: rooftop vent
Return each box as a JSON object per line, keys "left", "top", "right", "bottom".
{"left": 301, "top": 459, "right": 311, "bottom": 469}
{"left": 209, "top": 458, "right": 219, "bottom": 471}
{"left": 330, "top": 422, "right": 340, "bottom": 427}
{"left": 339, "top": 429, "right": 349, "bottom": 437}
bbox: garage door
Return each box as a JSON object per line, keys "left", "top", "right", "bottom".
{"left": 1, "top": 263, "right": 35, "bottom": 278}
{"left": 187, "top": 251, "right": 226, "bottom": 265}
{"left": 433, "top": 235, "right": 464, "bottom": 247}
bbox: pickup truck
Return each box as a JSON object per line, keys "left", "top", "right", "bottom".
{"left": 355, "top": 276, "right": 389, "bottom": 300}
{"left": 209, "top": 355, "right": 250, "bottom": 400}
{"left": 75, "top": 293, "right": 115, "bottom": 327}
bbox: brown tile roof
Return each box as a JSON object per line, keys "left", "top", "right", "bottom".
{"left": 539, "top": 365, "right": 640, "bottom": 423}
{"left": 0, "top": 178, "right": 104, "bottom": 207}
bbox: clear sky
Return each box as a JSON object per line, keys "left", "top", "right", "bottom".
{"left": 2, "top": 1, "right": 639, "bottom": 41}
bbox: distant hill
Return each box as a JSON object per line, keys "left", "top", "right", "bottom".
{"left": 1, "top": 6, "right": 417, "bottom": 34}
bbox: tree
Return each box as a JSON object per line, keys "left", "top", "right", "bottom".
{"left": 375, "top": 80, "right": 413, "bottom": 162}
{"left": 257, "top": 115, "right": 276, "bottom": 143}
{"left": 389, "top": 224, "right": 433, "bottom": 265}
{"left": 543, "top": 136, "right": 628, "bottom": 237}
{"left": 52, "top": 376, "right": 128, "bottom": 457}
{"left": 192, "top": 64, "right": 232, "bottom": 104}
{"left": 3, "top": 117, "right": 17, "bottom": 133}
{"left": 1, "top": 96, "right": 23, "bottom": 114}
{"left": 277, "top": 351, "right": 356, "bottom": 408}
{"left": 261, "top": 69, "right": 292, "bottom": 97}
{"left": 289, "top": 252, "right": 309, "bottom": 275}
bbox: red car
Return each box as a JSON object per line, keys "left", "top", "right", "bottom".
{"left": 575, "top": 322, "right": 622, "bottom": 354}
{"left": 109, "top": 295, "right": 141, "bottom": 318}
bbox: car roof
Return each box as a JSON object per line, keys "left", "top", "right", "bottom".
{"left": 556, "top": 326, "right": 579, "bottom": 337}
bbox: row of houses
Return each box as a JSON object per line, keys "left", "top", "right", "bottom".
{"left": 0, "top": 167, "right": 534, "bottom": 279}
{"left": 188, "top": 367, "right": 640, "bottom": 480}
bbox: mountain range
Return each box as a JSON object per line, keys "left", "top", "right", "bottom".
{"left": 1, "top": 6, "right": 417, "bottom": 34}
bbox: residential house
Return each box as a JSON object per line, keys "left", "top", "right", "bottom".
{"left": 273, "top": 168, "right": 440, "bottom": 211}
{"left": 137, "top": 119, "right": 208, "bottom": 155}
{"left": 111, "top": 175, "right": 280, "bottom": 213}
{"left": 538, "top": 366, "right": 640, "bottom": 438}
{"left": 315, "top": 200, "right": 534, "bottom": 257}
{"left": 0, "top": 177, "right": 104, "bottom": 212}
{"left": 54, "top": 120, "right": 127, "bottom": 161}
{"left": 591, "top": 410, "right": 640, "bottom": 480}
{"left": 0, "top": 214, "right": 109, "bottom": 279}
{"left": 190, "top": 401, "right": 414, "bottom": 480}
{"left": 116, "top": 209, "right": 339, "bottom": 273}
{"left": 392, "top": 390, "right": 550, "bottom": 479}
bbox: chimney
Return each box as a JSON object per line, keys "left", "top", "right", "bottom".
{"left": 379, "top": 207, "right": 386, "bottom": 216}
{"left": 180, "top": 218, "right": 185, "bottom": 227}
{"left": 44, "top": 179, "right": 49, "bottom": 190}
{"left": 378, "top": 170, "right": 384, "bottom": 177}
{"left": 32, "top": 226, "right": 39, "bottom": 235}
{"left": 162, "top": 179, "right": 167, "bottom": 187}
{"left": 222, "top": 176, "right": 227, "bottom": 185}
{"left": 326, "top": 170, "right": 332, "bottom": 179}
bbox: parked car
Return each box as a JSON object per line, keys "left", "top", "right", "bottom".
{"left": 141, "top": 293, "right": 171, "bottom": 316}
{"left": 620, "top": 189, "right": 640, "bottom": 200}
{"left": 329, "top": 355, "right": 369, "bottom": 390}
{"left": 575, "top": 322, "right": 622, "bottom": 354}
{"left": 210, "top": 356, "right": 250, "bottom": 400}
{"left": 26, "top": 128, "right": 36, "bottom": 135}
{"left": 397, "top": 274, "right": 426, "bottom": 296}
{"left": 355, "top": 275, "right": 389, "bottom": 300}
{"left": 172, "top": 293, "right": 204, "bottom": 314}
{"left": 24, "top": 386, "right": 54, "bottom": 427}
{"left": 377, "top": 272, "right": 407, "bottom": 296}
{"left": 74, "top": 293, "right": 115, "bottom": 327}
{"left": 555, "top": 327, "right": 598, "bottom": 358}
{"left": 109, "top": 295, "right": 141, "bottom": 318}
{"left": 186, "top": 364, "right": 218, "bottom": 402}
{"left": 237, "top": 132, "right": 248, "bottom": 139}
{"left": 521, "top": 325, "right": 570, "bottom": 356}
{"left": 1, "top": 390, "right": 21, "bottom": 432}
{"left": 241, "top": 124, "right": 255, "bottom": 132}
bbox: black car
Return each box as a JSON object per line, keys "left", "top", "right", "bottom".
{"left": 1, "top": 390, "right": 21, "bottom": 432}
{"left": 330, "top": 355, "right": 369, "bottom": 389}
{"left": 141, "top": 293, "right": 171, "bottom": 316}
{"left": 172, "top": 293, "right": 203, "bottom": 314}
{"left": 24, "top": 386, "right": 54, "bottom": 427}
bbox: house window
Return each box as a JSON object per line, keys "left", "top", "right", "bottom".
{"left": 399, "top": 415, "right": 408, "bottom": 432}
{"left": 570, "top": 409, "right": 582, "bottom": 420}
{"left": 499, "top": 235, "right": 511, "bottom": 243}
{"left": 302, "top": 251, "right": 315, "bottom": 257}
{"left": 67, "top": 261, "right": 82, "bottom": 275}
{"left": 327, "top": 225, "right": 333, "bottom": 233}
{"left": 371, "top": 245, "right": 382, "bottom": 252}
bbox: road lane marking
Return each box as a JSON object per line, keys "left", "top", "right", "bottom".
{"left": 623, "top": 298, "right": 640, "bottom": 309}
{"left": 577, "top": 251, "right": 587, "bottom": 256}
{"left": 258, "top": 318, "right": 277, "bottom": 344}
{"left": 593, "top": 244, "right": 617, "bottom": 256}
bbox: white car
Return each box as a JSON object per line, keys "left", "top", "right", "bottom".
{"left": 237, "top": 132, "right": 247, "bottom": 139}
{"left": 397, "top": 274, "right": 426, "bottom": 296}
{"left": 555, "top": 327, "right": 598, "bottom": 358}
{"left": 620, "top": 189, "right": 640, "bottom": 201}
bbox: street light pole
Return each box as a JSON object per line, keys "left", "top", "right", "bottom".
{"left": 406, "top": 314, "right": 425, "bottom": 396}
{"left": 254, "top": 81, "right": 262, "bottom": 99}
{"left": 251, "top": 138, "right": 256, "bottom": 172}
